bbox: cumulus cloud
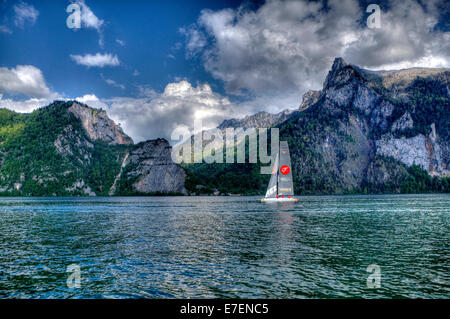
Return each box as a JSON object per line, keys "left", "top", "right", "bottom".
{"left": 344, "top": 0, "right": 450, "bottom": 69}
{"left": 13, "top": 2, "right": 39, "bottom": 28}
{"left": 137, "top": 85, "right": 158, "bottom": 98}
{"left": 74, "top": 94, "right": 107, "bottom": 109}
{"left": 70, "top": 53, "right": 120, "bottom": 67}
{"left": 0, "top": 65, "right": 53, "bottom": 98}
{"left": 0, "top": 64, "right": 61, "bottom": 113}
{"left": 74, "top": 0, "right": 104, "bottom": 47}
{"left": 0, "top": 70, "right": 241, "bottom": 143}
{"left": 105, "top": 80, "right": 236, "bottom": 142}
{"left": 0, "top": 96, "right": 55, "bottom": 113}
{"left": 182, "top": 0, "right": 450, "bottom": 111}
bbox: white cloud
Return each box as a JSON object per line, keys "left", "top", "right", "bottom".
{"left": 368, "top": 55, "right": 450, "bottom": 71}
{"left": 137, "top": 85, "right": 158, "bottom": 98}
{"left": 0, "top": 92, "right": 107, "bottom": 114}
{"left": 0, "top": 96, "right": 56, "bottom": 113}
{"left": 0, "top": 65, "right": 53, "bottom": 98}
{"left": 0, "top": 93, "right": 104, "bottom": 114}
{"left": 344, "top": 0, "right": 450, "bottom": 69}
{"left": 74, "top": 81, "right": 284, "bottom": 143}
{"left": 105, "top": 80, "right": 237, "bottom": 142}
{"left": 182, "top": 0, "right": 450, "bottom": 112}
{"left": 0, "top": 65, "right": 60, "bottom": 113}
{"left": 70, "top": 53, "right": 120, "bottom": 67}
{"left": 104, "top": 78, "right": 125, "bottom": 89}
{"left": 74, "top": 81, "right": 238, "bottom": 142}
{"left": 74, "top": 0, "right": 104, "bottom": 47}
{"left": 0, "top": 25, "right": 12, "bottom": 34}
{"left": 77, "top": 0, "right": 103, "bottom": 29}
{"left": 13, "top": 2, "right": 39, "bottom": 28}
{"left": 116, "top": 39, "right": 125, "bottom": 46}
{"left": 75, "top": 94, "right": 99, "bottom": 104}
{"left": 0, "top": 67, "right": 242, "bottom": 142}
{"left": 74, "top": 94, "right": 108, "bottom": 109}
{"left": 180, "top": 27, "right": 207, "bottom": 58}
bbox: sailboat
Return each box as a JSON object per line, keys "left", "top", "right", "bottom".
{"left": 261, "top": 141, "right": 299, "bottom": 202}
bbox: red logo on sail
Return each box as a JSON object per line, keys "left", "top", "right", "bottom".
{"left": 280, "top": 165, "right": 290, "bottom": 175}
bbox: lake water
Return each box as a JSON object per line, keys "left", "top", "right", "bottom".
{"left": 0, "top": 194, "right": 448, "bottom": 299}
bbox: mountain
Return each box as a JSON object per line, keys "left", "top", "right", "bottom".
{"left": 67, "top": 102, "right": 133, "bottom": 145}
{"left": 183, "top": 57, "right": 449, "bottom": 195}
{"left": 218, "top": 109, "right": 297, "bottom": 129}
{"left": 281, "top": 57, "right": 449, "bottom": 194}
{"left": 0, "top": 101, "right": 186, "bottom": 196}
{"left": 1, "top": 58, "right": 448, "bottom": 196}
{"left": 216, "top": 89, "right": 321, "bottom": 130}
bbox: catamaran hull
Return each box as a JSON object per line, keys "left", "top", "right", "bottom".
{"left": 261, "top": 197, "right": 299, "bottom": 202}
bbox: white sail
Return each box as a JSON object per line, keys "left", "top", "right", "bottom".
{"left": 265, "top": 153, "right": 279, "bottom": 198}
{"left": 262, "top": 141, "right": 298, "bottom": 202}
{"left": 277, "top": 141, "right": 294, "bottom": 196}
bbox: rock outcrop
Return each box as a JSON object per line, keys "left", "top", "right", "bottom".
{"left": 119, "top": 138, "right": 187, "bottom": 195}
{"left": 54, "top": 124, "right": 94, "bottom": 165}
{"left": 299, "top": 90, "right": 321, "bottom": 111}
{"left": 391, "top": 112, "right": 414, "bottom": 133}
{"left": 68, "top": 102, "right": 133, "bottom": 145}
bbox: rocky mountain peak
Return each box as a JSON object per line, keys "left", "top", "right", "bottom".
{"left": 331, "top": 57, "right": 348, "bottom": 70}
{"left": 299, "top": 90, "right": 321, "bottom": 111}
{"left": 68, "top": 102, "right": 133, "bottom": 145}
{"left": 323, "top": 57, "right": 362, "bottom": 89}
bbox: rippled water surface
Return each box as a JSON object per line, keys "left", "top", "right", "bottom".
{"left": 0, "top": 194, "right": 448, "bottom": 298}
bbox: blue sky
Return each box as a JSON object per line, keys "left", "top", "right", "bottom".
{"left": 0, "top": 0, "right": 246, "bottom": 99}
{"left": 0, "top": 0, "right": 449, "bottom": 142}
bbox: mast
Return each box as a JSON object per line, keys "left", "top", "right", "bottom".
{"left": 276, "top": 140, "right": 279, "bottom": 196}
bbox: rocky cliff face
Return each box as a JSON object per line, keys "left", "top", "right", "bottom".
{"left": 116, "top": 138, "right": 187, "bottom": 195}
{"left": 68, "top": 102, "right": 133, "bottom": 145}
{"left": 325, "top": 58, "right": 448, "bottom": 176}
{"left": 299, "top": 90, "right": 321, "bottom": 111}
{"left": 375, "top": 125, "right": 447, "bottom": 177}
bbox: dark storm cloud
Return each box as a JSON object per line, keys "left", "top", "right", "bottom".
{"left": 183, "top": 0, "right": 449, "bottom": 103}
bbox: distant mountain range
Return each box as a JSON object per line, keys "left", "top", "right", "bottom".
{"left": 0, "top": 57, "right": 448, "bottom": 196}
